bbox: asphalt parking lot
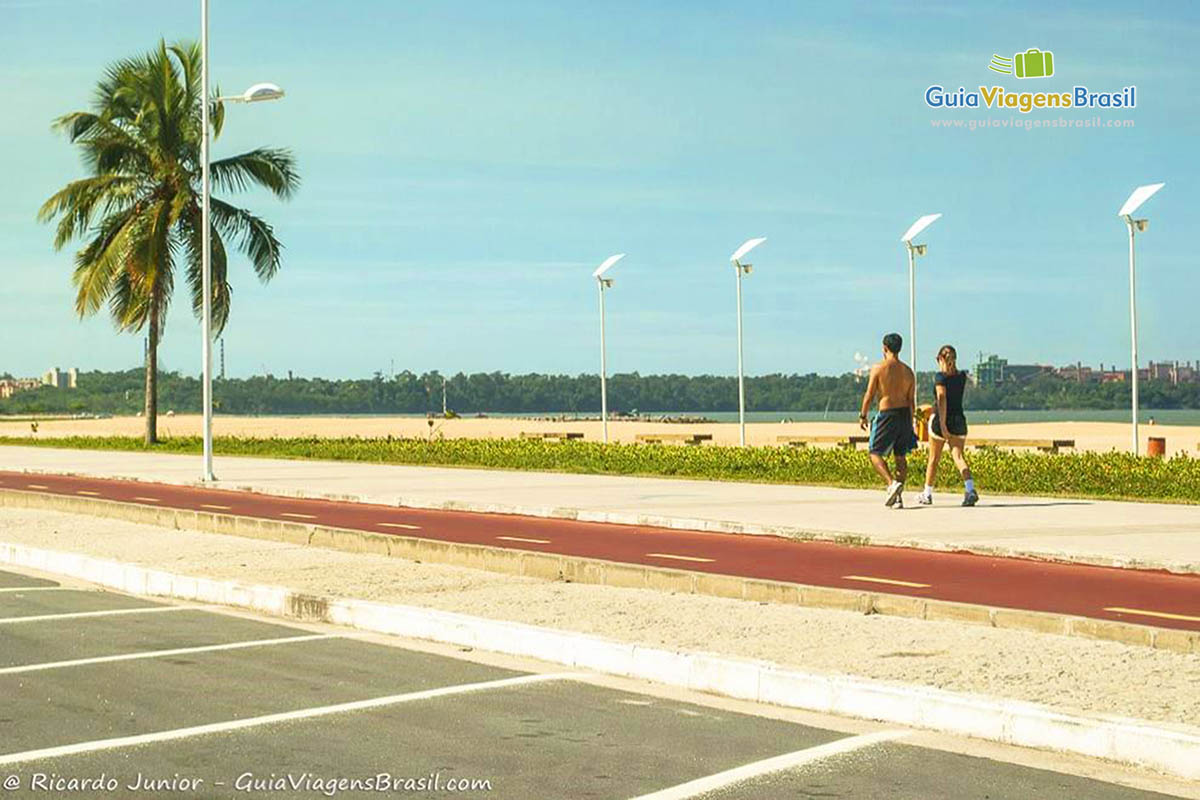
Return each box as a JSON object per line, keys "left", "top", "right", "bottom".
{"left": 0, "top": 566, "right": 1191, "bottom": 799}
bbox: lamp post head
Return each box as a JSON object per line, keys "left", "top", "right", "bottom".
{"left": 241, "top": 82, "right": 285, "bottom": 103}
{"left": 1118, "top": 182, "right": 1164, "bottom": 217}
{"left": 901, "top": 213, "right": 941, "bottom": 245}
{"left": 730, "top": 237, "right": 766, "bottom": 263}
{"left": 593, "top": 253, "right": 625, "bottom": 279}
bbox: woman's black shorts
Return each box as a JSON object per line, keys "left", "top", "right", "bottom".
{"left": 930, "top": 412, "right": 968, "bottom": 439}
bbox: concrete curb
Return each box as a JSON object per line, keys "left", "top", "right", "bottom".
{"left": 2, "top": 488, "right": 1196, "bottom": 655}
{"left": 8, "top": 464, "right": 1199, "bottom": 575}
{"left": 1, "top": 539, "right": 1197, "bottom": 781}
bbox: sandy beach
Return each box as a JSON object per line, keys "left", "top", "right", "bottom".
{"left": 1, "top": 414, "right": 1197, "bottom": 456}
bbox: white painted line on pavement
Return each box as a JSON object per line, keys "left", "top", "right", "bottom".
{"left": 377, "top": 522, "right": 421, "bottom": 530}
{"left": 0, "top": 634, "right": 337, "bottom": 675}
{"left": 646, "top": 553, "right": 715, "bottom": 563}
{"left": 76, "top": 490, "right": 101, "bottom": 497}
{"left": 1105, "top": 606, "right": 1200, "bottom": 624}
{"left": 0, "top": 587, "right": 67, "bottom": 594}
{"left": 280, "top": 512, "right": 317, "bottom": 520}
{"left": 497, "top": 536, "right": 552, "bottom": 545}
{"left": 26, "top": 484, "right": 49, "bottom": 490}
{"left": 629, "top": 730, "right": 910, "bottom": 800}
{"left": 0, "top": 606, "right": 195, "bottom": 626}
{"left": 133, "top": 496, "right": 161, "bottom": 503}
{"left": 843, "top": 575, "right": 931, "bottom": 589}
{"left": 199, "top": 504, "right": 232, "bottom": 511}
{"left": 0, "top": 672, "right": 581, "bottom": 766}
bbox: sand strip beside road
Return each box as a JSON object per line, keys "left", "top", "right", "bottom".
{"left": 2, "top": 415, "right": 1198, "bottom": 456}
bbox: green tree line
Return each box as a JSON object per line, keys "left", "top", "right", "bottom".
{"left": 3, "top": 369, "right": 1199, "bottom": 415}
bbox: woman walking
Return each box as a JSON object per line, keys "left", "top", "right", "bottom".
{"left": 918, "top": 345, "right": 979, "bottom": 506}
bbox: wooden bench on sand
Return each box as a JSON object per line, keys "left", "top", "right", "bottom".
{"left": 520, "top": 431, "right": 584, "bottom": 441}
{"left": 635, "top": 433, "right": 714, "bottom": 446}
{"left": 777, "top": 435, "right": 870, "bottom": 450}
{"left": 969, "top": 438, "right": 1075, "bottom": 453}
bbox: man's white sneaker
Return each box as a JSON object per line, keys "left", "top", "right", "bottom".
{"left": 884, "top": 481, "right": 903, "bottom": 507}
{"left": 962, "top": 489, "right": 979, "bottom": 507}
{"left": 917, "top": 492, "right": 933, "bottom": 505}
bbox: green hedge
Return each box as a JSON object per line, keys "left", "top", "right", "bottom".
{"left": 2, "top": 435, "right": 1197, "bottom": 503}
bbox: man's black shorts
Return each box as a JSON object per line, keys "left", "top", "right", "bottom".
{"left": 869, "top": 407, "right": 918, "bottom": 457}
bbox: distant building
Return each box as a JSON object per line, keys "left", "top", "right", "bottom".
{"left": 1146, "top": 361, "right": 1198, "bottom": 385}
{"left": 973, "top": 354, "right": 1053, "bottom": 385}
{"left": 0, "top": 378, "right": 42, "bottom": 399}
{"left": 1055, "top": 362, "right": 1096, "bottom": 383}
{"left": 41, "top": 367, "right": 78, "bottom": 389}
{"left": 978, "top": 356, "right": 1198, "bottom": 386}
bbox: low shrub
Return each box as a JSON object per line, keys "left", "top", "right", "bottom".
{"left": 2, "top": 436, "right": 1196, "bottom": 503}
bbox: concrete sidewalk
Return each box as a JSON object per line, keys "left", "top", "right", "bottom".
{"left": 1, "top": 445, "right": 1198, "bottom": 572}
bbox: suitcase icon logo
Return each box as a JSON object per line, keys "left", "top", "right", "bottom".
{"left": 988, "top": 48, "right": 1054, "bottom": 79}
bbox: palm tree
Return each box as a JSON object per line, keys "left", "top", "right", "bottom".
{"left": 38, "top": 41, "right": 298, "bottom": 444}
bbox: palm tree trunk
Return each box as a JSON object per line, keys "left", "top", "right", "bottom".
{"left": 144, "top": 294, "right": 159, "bottom": 445}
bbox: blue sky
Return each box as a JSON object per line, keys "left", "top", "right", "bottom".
{"left": 1, "top": 0, "right": 1196, "bottom": 379}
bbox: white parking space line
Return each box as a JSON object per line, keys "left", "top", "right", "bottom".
{"left": 0, "top": 587, "right": 68, "bottom": 594}
{"left": 0, "top": 606, "right": 196, "bottom": 626}
{"left": 76, "top": 490, "right": 101, "bottom": 497}
{"left": 0, "top": 672, "right": 580, "bottom": 766}
{"left": 497, "top": 536, "right": 552, "bottom": 545}
{"left": 0, "top": 634, "right": 337, "bottom": 675}
{"left": 629, "top": 730, "right": 910, "bottom": 799}
{"left": 26, "top": 484, "right": 49, "bottom": 490}
{"left": 199, "top": 504, "right": 232, "bottom": 511}
{"left": 377, "top": 522, "right": 421, "bottom": 530}
{"left": 133, "top": 496, "right": 161, "bottom": 503}
{"left": 280, "top": 512, "right": 317, "bottom": 520}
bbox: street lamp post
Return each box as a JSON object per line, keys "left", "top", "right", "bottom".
{"left": 1117, "top": 182, "right": 1165, "bottom": 456}
{"left": 729, "top": 238, "right": 766, "bottom": 447}
{"left": 200, "top": 0, "right": 284, "bottom": 481}
{"left": 593, "top": 254, "right": 625, "bottom": 443}
{"left": 900, "top": 214, "right": 941, "bottom": 399}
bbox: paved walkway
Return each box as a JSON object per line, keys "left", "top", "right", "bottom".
{"left": 1, "top": 445, "right": 1197, "bottom": 572}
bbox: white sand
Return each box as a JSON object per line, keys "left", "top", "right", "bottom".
{"left": 2, "top": 414, "right": 1197, "bottom": 456}
{"left": 2, "top": 507, "right": 1196, "bottom": 727}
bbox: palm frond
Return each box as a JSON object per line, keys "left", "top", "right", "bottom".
{"left": 70, "top": 205, "right": 140, "bottom": 317}
{"left": 38, "top": 175, "right": 140, "bottom": 249}
{"left": 210, "top": 198, "right": 284, "bottom": 282}
{"left": 180, "top": 202, "right": 232, "bottom": 333}
{"left": 210, "top": 148, "right": 299, "bottom": 199}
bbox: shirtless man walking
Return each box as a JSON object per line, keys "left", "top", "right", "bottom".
{"left": 859, "top": 332, "right": 918, "bottom": 508}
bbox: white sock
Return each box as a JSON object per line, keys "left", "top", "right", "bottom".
{"left": 965, "top": 478, "right": 976, "bottom": 494}
{"left": 923, "top": 484, "right": 933, "bottom": 496}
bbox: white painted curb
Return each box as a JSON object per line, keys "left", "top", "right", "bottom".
{"left": 1, "top": 540, "right": 1197, "bottom": 780}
